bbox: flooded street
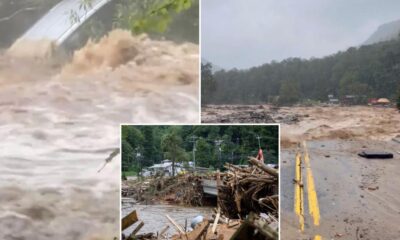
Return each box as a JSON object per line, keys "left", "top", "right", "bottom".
{"left": 122, "top": 202, "right": 213, "bottom": 237}
{"left": 0, "top": 30, "right": 199, "bottom": 240}
{"left": 281, "top": 139, "right": 400, "bottom": 239}
{"left": 203, "top": 104, "right": 400, "bottom": 239}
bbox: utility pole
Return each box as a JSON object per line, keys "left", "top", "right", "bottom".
{"left": 215, "top": 139, "right": 223, "bottom": 169}
{"left": 256, "top": 135, "right": 261, "bottom": 149}
{"left": 235, "top": 137, "right": 240, "bottom": 165}
{"left": 190, "top": 135, "right": 198, "bottom": 170}
{"left": 135, "top": 147, "right": 142, "bottom": 177}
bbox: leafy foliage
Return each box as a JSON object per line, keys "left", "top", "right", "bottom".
{"left": 70, "top": 0, "right": 197, "bottom": 43}
{"left": 121, "top": 125, "right": 279, "bottom": 173}
{"left": 161, "top": 128, "right": 187, "bottom": 176}
{"left": 133, "top": 0, "right": 192, "bottom": 33}
{"left": 278, "top": 80, "right": 300, "bottom": 105}
{"left": 114, "top": 0, "right": 194, "bottom": 35}
{"left": 205, "top": 37, "right": 400, "bottom": 105}
{"left": 69, "top": 0, "right": 93, "bottom": 24}
{"left": 201, "top": 63, "right": 216, "bottom": 104}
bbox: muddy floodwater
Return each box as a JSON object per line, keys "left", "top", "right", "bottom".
{"left": 122, "top": 202, "right": 213, "bottom": 237}
{"left": 0, "top": 30, "right": 199, "bottom": 240}
{"left": 202, "top": 104, "right": 400, "bottom": 144}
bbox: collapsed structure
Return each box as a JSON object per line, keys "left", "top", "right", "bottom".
{"left": 122, "top": 157, "right": 279, "bottom": 240}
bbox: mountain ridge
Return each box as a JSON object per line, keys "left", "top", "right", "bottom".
{"left": 363, "top": 19, "right": 400, "bottom": 45}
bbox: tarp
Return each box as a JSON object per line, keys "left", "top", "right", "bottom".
{"left": 377, "top": 98, "right": 390, "bottom": 103}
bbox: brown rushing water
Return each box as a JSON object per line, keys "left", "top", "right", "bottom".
{"left": 0, "top": 30, "right": 199, "bottom": 240}
{"left": 122, "top": 202, "right": 212, "bottom": 238}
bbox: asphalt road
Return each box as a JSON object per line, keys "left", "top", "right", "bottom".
{"left": 281, "top": 139, "right": 400, "bottom": 240}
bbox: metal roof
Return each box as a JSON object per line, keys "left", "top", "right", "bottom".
{"left": 21, "top": 0, "right": 111, "bottom": 45}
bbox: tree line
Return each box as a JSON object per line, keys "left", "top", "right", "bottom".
{"left": 202, "top": 36, "right": 400, "bottom": 105}
{"left": 122, "top": 125, "right": 279, "bottom": 175}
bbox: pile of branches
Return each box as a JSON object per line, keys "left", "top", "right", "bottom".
{"left": 122, "top": 174, "right": 204, "bottom": 206}
{"left": 218, "top": 157, "right": 279, "bottom": 219}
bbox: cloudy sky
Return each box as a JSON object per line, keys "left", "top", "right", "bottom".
{"left": 202, "top": 0, "right": 400, "bottom": 69}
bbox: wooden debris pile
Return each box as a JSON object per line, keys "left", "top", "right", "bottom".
{"left": 170, "top": 209, "right": 278, "bottom": 240}
{"left": 218, "top": 157, "right": 279, "bottom": 219}
{"left": 122, "top": 174, "right": 205, "bottom": 206}
{"left": 122, "top": 158, "right": 279, "bottom": 239}
{"left": 229, "top": 212, "right": 278, "bottom": 240}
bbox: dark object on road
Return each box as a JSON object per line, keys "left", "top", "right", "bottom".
{"left": 358, "top": 151, "right": 393, "bottom": 159}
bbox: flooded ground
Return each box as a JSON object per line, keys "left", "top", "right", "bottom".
{"left": 0, "top": 30, "right": 199, "bottom": 240}
{"left": 202, "top": 104, "right": 400, "bottom": 143}
{"left": 203, "top": 104, "right": 400, "bottom": 239}
{"left": 122, "top": 202, "right": 212, "bottom": 238}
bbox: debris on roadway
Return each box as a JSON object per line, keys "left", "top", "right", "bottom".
{"left": 122, "top": 157, "right": 279, "bottom": 240}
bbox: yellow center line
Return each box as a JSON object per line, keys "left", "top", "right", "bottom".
{"left": 314, "top": 235, "right": 322, "bottom": 240}
{"left": 303, "top": 141, "right": 321, "bottom": 226}
{"left": 294, "top": 152, "right": 304, "bottom": 231}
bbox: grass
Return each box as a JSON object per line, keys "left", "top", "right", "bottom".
{"left": 123, "top": 171, "right": 137, "bottom": 177}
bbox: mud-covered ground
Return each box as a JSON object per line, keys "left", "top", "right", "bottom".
{"left": 0, "top": 30, "right": 199, "bottom": 240}
{"left": 202, "top": 104, "right": 400, "bottom": 143}
{"left": 203, "top": 104, "right": 400, "bottom": 239}
{"left": 281, "top": 139, "right": 400, "bottom": 240}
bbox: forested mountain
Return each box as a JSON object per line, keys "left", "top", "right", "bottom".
{"left": 364, "top": 19, "right": 400, "bottom": 45}
{"left": 121, "top": 125, "right": 279, "bottom": 173}
{"left": 203, "top": 37, "right": 400, "bottom": 105}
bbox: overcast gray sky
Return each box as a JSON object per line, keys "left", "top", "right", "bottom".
{"left": 201, "top": 0, "right": 400, "bottom": 69}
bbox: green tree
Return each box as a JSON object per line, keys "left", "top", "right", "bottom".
{"left": 114, "top": 0, "right": 195, "bottom": 35}
{"left": 195, "top": 138, "right": 212, "bottom": 167}
{"left": 203, "top": 37, "right": 400, "bottom": 105}
{"left": 73, "top": 0, "right": 198, "bottom": 43}
{"left": 201, "top": 62, "right": 216, "bottom": 105}
{"left": 122, "top": 126, "right": 144, "bottom": 150}
{"left": 142, "top": 126, "right": 156, "bottom": 166}
{"left": 121, "top": 125, "right": 279, "bottom": 171}
{"left": 278, "top": 80, "right": 300, "bottom": 105}
{"left": 339, "top": 71, "right": 370, "bottom": 97}
{"left": 161, "top": 129, "right": 186, "bottom": 176}
{"left": 121, "top": 126, "right": 144, "bottom": 172}
{"left": 121, "top": 139, "right": 134, "bottom": 172}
